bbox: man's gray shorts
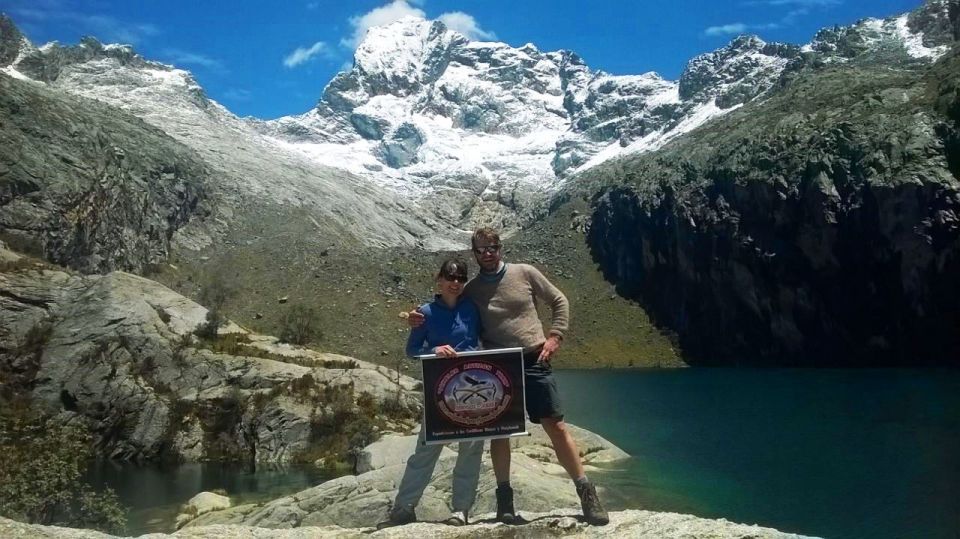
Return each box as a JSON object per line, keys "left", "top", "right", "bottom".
{"left": 524, "top": 350, "right": 563, "bottom": 424}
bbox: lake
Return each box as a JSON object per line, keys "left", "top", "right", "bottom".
{"left": 85, "top": 461, "right": 328, "bottom": 533}
{"left": 554, "top": 368, "right": 960, "bottom": 539}
{"left": 89, "top": 368, "right": 960, "bottom": 537}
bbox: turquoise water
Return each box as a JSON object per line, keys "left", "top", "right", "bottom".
{"left": 554, "top": 369, "right": 960, "bottom": 539}
{"left": 86, "top": 369, "right": 960, "bottom": 537}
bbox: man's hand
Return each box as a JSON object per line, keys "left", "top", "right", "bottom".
{"left": 406, "top": 307, "right": 425, "bottom": 328}
{"left": 433, "top": 345, "right": 457, "bottom": 358}
{"left": 538, "top": 335, "right": 562, "bottom": 363}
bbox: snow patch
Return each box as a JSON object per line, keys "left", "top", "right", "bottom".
{"left": 1, "top": 66, "right": 36, "bottom": 82}
{"left": 893, "top": 15, "right": 949, "bottom": 59}
{"left": 578, "top": 99, "right": 735, "bottom": 172}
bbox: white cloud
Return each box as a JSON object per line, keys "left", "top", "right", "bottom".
{"left": 283, "top": 41, "right": 331, "bottom": 68}
{"left": 223, "top": 88, "right": 252, "bottom": 101}
{"left": 437, "top": 11, "right": 496, "bottom": 41}
{"left": 341, "top": 0, "right": 426, "bottom": 49}
{"left": 765, "top": 0, "right": 839, "bottom": 6}
{"left": 10, "top": 2, "right": 160, "bottom": 45}
{"left": 704, "top": 23, "right": 748, "bottom": 36}
{"left": 162, "top": 48, "right": 225, "bottom": 71}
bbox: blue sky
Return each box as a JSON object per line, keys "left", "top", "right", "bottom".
{"left": 3, "top": 0, "right": 926, "bottom": 119}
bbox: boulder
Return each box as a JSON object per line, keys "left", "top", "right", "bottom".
{"left": 175, "top": 491, "right": 232, "bottom": 529}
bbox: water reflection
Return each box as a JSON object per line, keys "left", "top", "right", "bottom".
{"left": 85, "top": 461, "right": 328, "bottom": 534}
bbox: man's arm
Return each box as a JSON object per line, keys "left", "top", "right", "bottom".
{"left": 404, "top": 306, "right": 429, "bottom": 357}
{"left": 527, "top": 265, "right": 569, "bottom": 339}
{"left": 526, "top": 265, "right": 569, "bottom": 362}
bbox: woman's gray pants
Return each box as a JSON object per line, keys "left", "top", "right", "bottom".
{"left": 393, "top": 429, "right": 484, "bottom": 513}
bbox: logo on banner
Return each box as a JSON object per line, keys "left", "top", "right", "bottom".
{"left": 435, "top": 361, "right": 513, "bottom": 426}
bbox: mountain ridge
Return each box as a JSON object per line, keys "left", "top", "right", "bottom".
{"left": 1, "top": 0, "right": 957, "bottom": 367}
{"left": 3, "top": 2, "right": 953, "bottom": 245}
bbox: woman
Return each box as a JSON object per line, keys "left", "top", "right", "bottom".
{"left": 378, "top": 258, "right": 483, "bottom": 528}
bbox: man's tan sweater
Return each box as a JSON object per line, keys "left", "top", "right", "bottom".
{"left": 464, "top": 263, "right": 569, "bottom": 352}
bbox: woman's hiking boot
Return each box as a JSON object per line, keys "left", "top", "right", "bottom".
{"left": 442, "top": 510, "right": 468, "bottom": 526}
{"left": 495, "top": 485, "right": 516, "bottom": 524}
{"left": 376, "top": 504, "right": 416, "bottom": 529}
{"left": 576, "top": 482, "right": 609, "bottom": 526}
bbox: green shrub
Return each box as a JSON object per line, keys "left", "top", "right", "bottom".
{"left": 279, "top": 304, "right": 318, "bottom": 345}
{"left": 0, "top": 413, "right": 126, "bottom": 533}
{"left": 18, "top": 318, "right": 54, "bottom": 360}
{"left": 193, "top": 309, "right": 225, "bottom": 339}
{"left": 317, "top": 358, "right": 357, "bottom": 369}
{"left": 199, "top": 278, "right": 231, "bottom": 312}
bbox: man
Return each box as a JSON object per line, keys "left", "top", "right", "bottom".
{"left": 409, "top": 227, "right": 609, "bottom": 526}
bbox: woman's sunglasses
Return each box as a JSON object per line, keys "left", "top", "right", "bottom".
{"left": 442, "top": 274, "right": 468, "bottom": 283}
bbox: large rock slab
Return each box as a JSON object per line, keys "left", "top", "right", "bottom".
{"left": 186, "top": 422, "right": 629, "bottom": 530}
{"left": 0, "top": 511, "right": 817, "bottom": 538}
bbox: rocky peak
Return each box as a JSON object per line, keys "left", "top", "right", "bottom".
{"left": 0, "top": 13, "right": 25, "bottom": 67}
{"left": 322, "top": 17, "right": 466, "bottom": 112}
{"left": 907, "top": 0, "right": 958, "bottom": 46}
{"left": 678, "top": 35, "right": 799, "bottom": 108}
{"left": 809, "top": 0, "right": 955, "bottom": 63}
{"left": 14, "top": 34, "right": 155, "bottom": 83}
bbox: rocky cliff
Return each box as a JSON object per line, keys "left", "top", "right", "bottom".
{"left": 0, "top": 245, "right": 421, "bottom": 462}
{"left": 583, "top": 36, "right": 960, "bottom": 365}
{"left": 0, "top": 73, "right": 208, "bottom": 274}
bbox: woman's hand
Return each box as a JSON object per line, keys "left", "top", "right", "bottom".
{"left": 434, "top": 345, "right": 458, "bottom": 358}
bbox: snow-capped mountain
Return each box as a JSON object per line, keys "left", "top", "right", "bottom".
{"left": 0, "top": 0, "right": 954, "bottom": 249}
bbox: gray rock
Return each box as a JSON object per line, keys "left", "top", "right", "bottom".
{"left": 0, "top": 510, "right": 817, "bottom": 537}
{"left": 0, "top": 255, "right": 421, "bottom": 462}
{"left": 379, "top": 123, "right": 424, "bottom": 168}
{"left": 0, "top": 73, "right": 208, "bottom": 274}
{"left": 187, "top": 421, "right": 628, "bottom": 530}
{"left": 175, "top": 492, "right": 232, "bottom": 529}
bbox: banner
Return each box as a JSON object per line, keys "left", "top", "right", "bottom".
{"left": 418, "top": 348, "right": 527, "bottom": 445}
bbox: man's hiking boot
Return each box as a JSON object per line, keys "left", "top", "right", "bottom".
{"left": 376, "top": 504, "right": 416, "bottom": 529}
{"left": 576, "top": 482, "right": 609, "bottom": 526}
{"left": 495, "top": 485, "right": 517, "bottom": 524}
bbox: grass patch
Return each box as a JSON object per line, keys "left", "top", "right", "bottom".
{"left": 192, "top": 332, "right": 357, "bottom": 369}
{"left": 148, "top": 202, "right": 684, "bottom": 372}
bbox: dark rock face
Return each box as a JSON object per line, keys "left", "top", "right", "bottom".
{"left": 585, "top": 52, "right": 960, "bottom": 366}
{"left": 0, "top": 74, "right": 208, "bottom": 273}
{"left": 908, "top": 0, "right": 956, "bottom": 47}
{"left": 378, "top": 122, "right": 424, "bottom": 167}
{"left": 679, "top": 35, "right": 800, "bottom": 109}
{"left": 0, "top": 14, "right": 23, "bottom": 67}
{"left": 15, "top": 36, "right": 151, "bottom": 83}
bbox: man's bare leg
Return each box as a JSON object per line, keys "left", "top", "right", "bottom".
{"left": 541, "top": 417, "right": 609, "bottom": 525}
{"left": 539, "top": 417, "right": 585, "bottom": 479}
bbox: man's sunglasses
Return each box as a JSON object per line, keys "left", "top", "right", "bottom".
{"left": 473, "top": 245, "right": 501, "bottom": 255}
{"left": 442, "top": 274, "right": 468, "bottom": 283}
